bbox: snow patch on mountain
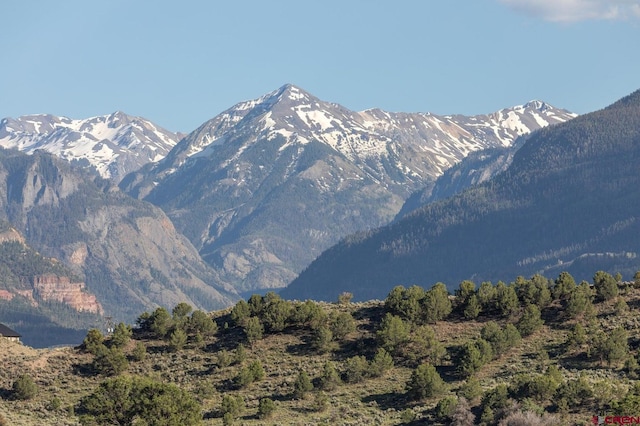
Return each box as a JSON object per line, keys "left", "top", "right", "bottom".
{"left": 0, "top": 112, "right": 182, "bottom": 182}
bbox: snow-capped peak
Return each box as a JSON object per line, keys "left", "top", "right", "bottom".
{"left": 0, "top": 112, "right": 182, "bottom": 182}
{"left": 152, "top": 84, "right": 577, "bottom": 188}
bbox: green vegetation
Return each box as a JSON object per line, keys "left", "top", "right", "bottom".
{"left": 2, "top": 270, "right": 640, "bottom": 425}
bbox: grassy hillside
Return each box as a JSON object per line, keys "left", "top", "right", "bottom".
{"left": 1, "top": 271, "right": 640, "bottom": 425}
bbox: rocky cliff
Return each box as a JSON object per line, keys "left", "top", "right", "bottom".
{"left": 32, "top": 274, "right": 102, "bottom": 314}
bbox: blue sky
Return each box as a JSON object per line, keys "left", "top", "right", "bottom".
{"left": 2, "top": 0, "right": 639, "bottom": 132}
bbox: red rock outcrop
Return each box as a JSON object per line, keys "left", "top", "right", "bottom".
{"left": 32, "top": 274, "right": 103, "bottom": 315}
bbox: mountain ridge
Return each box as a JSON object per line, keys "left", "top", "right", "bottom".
{"left": 0, "top": 112, "right": 182, "bottom": 182}
{"left": 281, "top": 88, "right": 640, "bottom": 302}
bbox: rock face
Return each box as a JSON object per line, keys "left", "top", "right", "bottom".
{"left": 32, "top": 274, "right": 103, "bottom": 314}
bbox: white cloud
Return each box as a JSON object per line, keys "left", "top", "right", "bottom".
{"left": 499, "top": 0, "right": 640, "bottom": 22}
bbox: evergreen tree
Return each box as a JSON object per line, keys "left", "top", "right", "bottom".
{"left": 554, "top": 271, "right": 576, "bottom": 300}
{"left": 189, "top": 310, "right": 217, "bottom": 336}
{"left": 109, "top": 323, "right": 132, "bottom": 349}
{"left": 311, "top": 325, "right": 335, "bottom": 354}
{"left": 257, "top": 398, "right": 276, "bottom": 419}
{"left": 566, "top": 281, "right": 594, "bottom": 318}
{"left": 149, "top": 307, "right": 173, "bottom": 338}
{"left": 82, "top": 328, "right": 105, "bottom": 355}
{"left": 517, "top": 304, "right": 544, "bottom": 337}
{"left": 244, "top": 316, "right": 264, "bottom": 345}
{"left": 406, "top": 363, "right": 445, "bottom": 400}
{"left": 92, "top": 346, "right": 129, "bottom": 376}
{"left": 594, "top": 270, "right": 618, "bottom": 301}
{"left": 422, "top": 282, "right": 452, "bottom": 323}
{"left": 377, "top": 313, "right": 410, "bottom": 355}
{"left": 329, "top": 311, "right": 356, "bottom": 340}
{"left": 230, "top": 300, "right": 251, "bottom": 326}
{"left": 494, "top": 281, "right": 519, "bottom": 317}
{"left": 463, "top": 294, "right": 481, "bottom": 319}
{"left": 168, "top": 328, "right": 187, "bottom": 352}
{"left": 342, "top": 355, "right": 369, "bottom": 383}
{"left": 477, "top": 281, "right": 497, "bottom": 312}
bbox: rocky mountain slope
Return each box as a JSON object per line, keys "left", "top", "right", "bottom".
{"left": 121, "top": 84, "right": 575, "bottom": 292}
{"left": 0, "top": 223, "right": 104, "bottom": 347}
{"left": 282, "top": 89, "right": 640, "bottom": 302}
{"left": 0, "top": 112, "right": 182, "bottom": 182}
{"left": 0, "top": 148, "right": 237, "bottom": 332}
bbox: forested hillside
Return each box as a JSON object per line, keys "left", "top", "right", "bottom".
{"left": 2, "top": 270, "right": 640, "bottom": 425}
{"left": 282, "top": 89, "right": 640, "bottom": 302}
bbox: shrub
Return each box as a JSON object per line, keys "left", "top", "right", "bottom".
{"left": 435, "top": 396, "right": 458, "bottom": 421}
{"left": 257, "top": 398, "right": 276, "bottom": 419}
{"left": 342, "top": 355, "right": 369, "bottom": 383}
{"left": 338, "top": 292, "right": 353, "bottom": 304}
{"left": 292, "top": 370, "right": 313, "bottom": 399}
{"left": 313, "top": 392, "right": 329, "bottom": 412}
{"left": 221, "top": 394, "right": 245, "bottom": 420}
{"left": 370, "top": 348, "right": 394, "bottom": 377}
{"left": 217, "top": 350, "right": 233, "bottom": 368}
{"left": 12, "top": 374, "right": 37, "bottom": 400}
{"left": 131, "top": 342, "right": 147, "bottom": 362}
{"left": 109, "top": 323, "right": 132, "bottom": 348}
{"left": 450, "top": 397, "right": 475, "bottom": 426}
{"left": 318, "top": 361, "right": 341, "bottom": 391}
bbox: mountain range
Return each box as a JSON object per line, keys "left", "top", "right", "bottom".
{"left": 0, "top": 84, "right": 579, "bottom": 344}
{"left": 281, "top": 89, "right": 640, "bottom": 302}
{"left": 0, "top": 112, "right": 182, "bottom": 182}
{"left": 120, "top": 84, "right": 574, "bottom": 293}
{"left": 0, "top": 149, "right": 236, "bottom": 345}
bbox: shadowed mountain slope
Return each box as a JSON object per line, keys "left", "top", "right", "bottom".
{"left": 281, "top": 89, "right": 640, "bottom": 302}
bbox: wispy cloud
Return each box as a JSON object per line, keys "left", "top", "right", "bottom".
{"left": 498, "top": 0, "right": 640, "bottom": 22}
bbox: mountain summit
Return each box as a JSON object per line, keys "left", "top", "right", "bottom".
{"left": 121, "top": 84, "right": 575, "bottom": 293}
{"left": 0, "top": 112, "right": 182, "bottom": 182}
